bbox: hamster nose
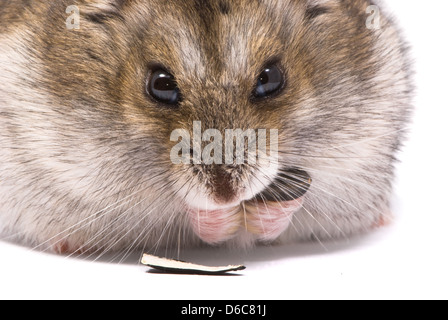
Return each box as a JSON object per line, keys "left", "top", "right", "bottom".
{"left": 210, "top": 166, "right": 238, "bottom": 205}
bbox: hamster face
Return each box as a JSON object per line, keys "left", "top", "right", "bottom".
{"left": 0, "top": 0, "right": 413, "bottom": 253}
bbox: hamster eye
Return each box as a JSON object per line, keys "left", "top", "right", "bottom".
{"left": 253, "top": 65, "right": 284, "bottom": 99}
{"left": 146, "top": 69, "right": 181, "bottom": 105}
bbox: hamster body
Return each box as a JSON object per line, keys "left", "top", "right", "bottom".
{"left": 0, "top": 0, "right": 413, "bottom": 254}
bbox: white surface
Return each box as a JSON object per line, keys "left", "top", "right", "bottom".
{"left": 1, "top": 1, "right": 447, "bottom": 300}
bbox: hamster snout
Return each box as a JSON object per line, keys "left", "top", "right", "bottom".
{"left": 183, "top": 163, "right": 311, "bottom": 244}
{"left": 0, "top": 0, "right": 413, "bottom": 254}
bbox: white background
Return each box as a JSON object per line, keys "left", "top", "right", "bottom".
{"left": 1, "top": 0, "right": 447, "bottom": 300}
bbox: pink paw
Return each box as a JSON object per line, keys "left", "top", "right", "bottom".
{"left": 244, "top": 198, "right": 304, "bottom": 242}
{"left": 187, "top": 206, "right": 242, "bottom": 244}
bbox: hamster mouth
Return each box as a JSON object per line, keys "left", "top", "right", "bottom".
{"left": 187, "top": 169, "right": 311, "bottom": 244}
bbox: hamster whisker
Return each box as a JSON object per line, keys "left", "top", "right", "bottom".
{"left": 90, "top": 200, "right": 168, "bottom": 262}
{"left": 246, "top": 171, "right": 268, "bottom": 234}
{"left": 117, "top": 212, "right": 166, "bottom": 264}
{"left": 292, "top": 206, "right": 329, "bottom": 250}
{"left": 65, "top": 195, "right": 151, "bottom": 259}
{"left": 319, "top": 126, "right": 411, "bottom": 153}
{"left": 138, "top": 172, "right": 199, "bottom": 256}
{"left": 85, "top": 177, "right": 183, "bottom": 260}
{"left": 299, "top": 204, "right": 332, "bottom": 240}
{"left": 140, "top": 175, "right": 198, "bottom": 256}
{"left": 56, "top": 173, "right": 177, "bottom": 257}
{"left": 161, "top": 208, "right": 183, "bottom": 260}
{"left": 149, "top": 205, "right": 186, "bottom": 256}
{"left": 64, "top": 196, "right": 150, "bottom": 257}
{"left": 30, "top": 184, "right": 152, "bottom": 253}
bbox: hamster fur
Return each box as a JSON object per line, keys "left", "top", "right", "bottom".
{"left": 0, "top": 0, "right": 413, "bottom": 254}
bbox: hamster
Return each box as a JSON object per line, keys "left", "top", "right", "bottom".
{"left": 0, "top": 0, "right": 413, "bottom": 254}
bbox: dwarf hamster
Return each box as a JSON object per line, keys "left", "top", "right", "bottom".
{"left": 0, "top": 0, "right": 413, "bottom": 254}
